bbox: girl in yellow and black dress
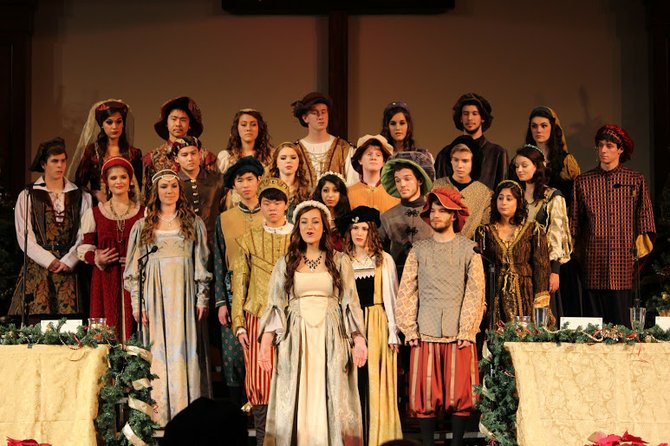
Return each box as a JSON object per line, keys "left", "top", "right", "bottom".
{"left": 337, "top": 206, "right": 402, "bottom": 446}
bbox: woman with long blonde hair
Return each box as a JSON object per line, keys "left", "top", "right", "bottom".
{"left": 124, "top": 169, "right": 212, "bottom": 426}
{"left": 268, "top": 141, "right": 311, "bottom": 222}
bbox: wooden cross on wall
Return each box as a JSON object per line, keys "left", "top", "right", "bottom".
{"left": 222, "top": 1, "right": 454, "bottom": 140}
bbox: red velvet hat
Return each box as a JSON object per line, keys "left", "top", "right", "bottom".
{"left": 420, "top": 187, "right": 470, "bottom": 232}
{"left": 595, "top": 124, "right": 634, "bottom": 162}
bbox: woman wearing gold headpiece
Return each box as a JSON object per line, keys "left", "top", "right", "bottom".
{"left": 475, "top": 180, "right": 552, "bottom": 326}
{"left": 123, "top": 169, "right": 212, "bottom": 426}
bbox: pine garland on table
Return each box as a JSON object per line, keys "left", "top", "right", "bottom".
{"left": 475, "top": 322, "right": 670, "bottom": 446}
{"left": 0, "top": 319, "right": 158, "bottom": 445}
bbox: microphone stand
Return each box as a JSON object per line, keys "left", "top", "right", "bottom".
{"left": 136, "top": 246, "right": 157, "bottom": 341}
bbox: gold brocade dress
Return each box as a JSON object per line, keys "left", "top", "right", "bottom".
{"left": 261, "top": 253, "right": 366, "bottom": 446}
{"left": 475, "top": 221, "right": 551, "bottom": 326}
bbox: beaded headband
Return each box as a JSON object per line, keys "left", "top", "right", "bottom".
{"left": 151, "top": 168, "right": 179, "bottom": 184}
{"left": 521, "top": 144, "right": 545, "bottom": 161}
{"left": 239, "top": 108, "right": 258, "bottom": 113}
{"left": 317, "top": 170, "right": 346, "bottom": 184}
{"left": 293, "top": 200, "right": 332, "bottom": 222}
{"left": 497, "top": 179, "right": 524, "bottom": 195}
{"left": 600, "top": 128, "right": 622, "bottom": 146}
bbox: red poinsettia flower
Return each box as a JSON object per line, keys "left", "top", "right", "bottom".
{"left": 621, "top": 431, "right": 648, "bottom": 445}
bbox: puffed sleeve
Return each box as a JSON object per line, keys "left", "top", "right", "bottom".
{"left": 337, "top": 253, "right": 366, "bottom": 343}
{"left": 395, "top": 248, "right": 420, "bottom": 341}
{"left": 457, "top": 252, "right": 486, "bottom": 343}
{"left": 560, "top": 154, "right": 581, "bottom": 181}
{"left": 123, "top": 218, "right": 145, "bottom": 313}
{"left": 231, "top": 234, "right": 251, "bottom": 334}
{"left": 77, "top": 207, "right": 100, "bottom": 268}
{"left": 545, "top": 192, "right": 572, "bottom": 272}
{"left": 61, "top": 190, "right": 92, "bottom": 269}
{"left": 217, "top": 150, "right": 232, "bottom": 174}
{"left": 343, "top": 144, "right": 359, "bottom": 186}
{"left": 530, "top": 222, "right": 551, "bottom": 308}
{"left": 193, "top": 217, "right": 213, "bottom": 307}
{"left": 258, "top": 256, "right": 289, "bottom": 343}
{"left": 380, "top": 252, "right": 401, "bottom": 345}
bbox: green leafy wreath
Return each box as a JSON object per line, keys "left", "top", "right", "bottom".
{"left": 0, "top": 320, "right": 158, "bottom": 445}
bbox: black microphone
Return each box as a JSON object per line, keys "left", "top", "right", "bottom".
{"left": 25, "top": 182, "right": 46, "bottom": 189}
{"left": 138, "top": 245, "right": 158, "bottom": 263}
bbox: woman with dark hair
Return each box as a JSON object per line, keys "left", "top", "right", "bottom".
{"left": 313, "top": 171, "right": 351, "bottom": 251}
{"left": 269, "top": 141, "right": 312, "bottom": 222}
{"left": 525, "top": 106, "right": 580, "bottom": 203}
{"left": 380, "top": 101, "right": 417, "bottom": 153}
{"left": 70, "top": 99, "right": 143, "bottom": 204}
{"left": 475, "top": 180, "right": 551, "bottom": 326}
{"left": 337, "top": 206, "right": 402, "bottom": 446}
{"left": 257, "top": 201, "right": 367, "bottom": 446}
{"left": 218, "top": 108, "right": 273, "bottom": 209}
{"left": 124, "top": 169, "right": 212, "bottom": 426}
{"left": 78, "top": 157, "right": 144, "bottom": 341}
{"left": 511, "top": 145, "right": 572, "bottom": 319}
{"left": 217, "top": 108, "right": 273, "bottom": 174}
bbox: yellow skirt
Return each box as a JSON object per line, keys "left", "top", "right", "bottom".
{"left": 364, "top": 305, "right": 402, "bottom": 445}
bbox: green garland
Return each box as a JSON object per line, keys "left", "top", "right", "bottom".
{"left": 0, "top": 319, "right": 158, "bottom": 445}
{"left": 475, "top": 322, "right": 670, "bottom": 446}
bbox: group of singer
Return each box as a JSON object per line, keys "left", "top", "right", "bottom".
{"left": 8, "top": 91, "right": 656, "bottom": 446}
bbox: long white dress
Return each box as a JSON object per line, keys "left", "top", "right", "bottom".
{"left": 260, "top": 252, "right": 366, "bottom": 446}
{"left": 123, "top": 218, "right": 212, "bottom": 426}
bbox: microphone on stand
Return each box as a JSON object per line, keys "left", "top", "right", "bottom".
{"left": 138, "top": 245, "right": 158, "bottom": 263}
{"left": 137, "top": 245, "right": 158, "bottom": 341}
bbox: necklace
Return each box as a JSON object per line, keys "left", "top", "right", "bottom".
{"left": 302, "top": 253, "right": 323, "bottom": 272}
{"left": 109, "top": 200, "right": 132, "bottom": 242}
{"left": 158, "top": 212, "right": 178, "bottom": 228}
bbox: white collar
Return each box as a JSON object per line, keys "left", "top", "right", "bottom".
{"left": 263, "top": 221, "right": 294, "bottom": 235}
{"left": 33, "top": 176, "right": 78, "bottom": 193}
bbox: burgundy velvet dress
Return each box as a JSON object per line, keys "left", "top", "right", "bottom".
{"left": 79, "top": 203, "right": 144, "bottom": 340}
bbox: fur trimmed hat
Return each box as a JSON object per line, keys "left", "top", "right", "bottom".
{"left": 154, "top": 96, "right": 203, "bottom": 140}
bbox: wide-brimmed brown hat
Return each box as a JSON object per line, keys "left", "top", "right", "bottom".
{"left": 154, "top": 96, "right": 203, "bottom": 140}
{"left": 291, "top": 92, "right": 332, "bottom": 127}
{"left": 351, "top": 134, "right": 393, "bottom": 174}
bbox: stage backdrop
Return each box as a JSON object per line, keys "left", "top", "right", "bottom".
{"left": 28, "top": 0, "right": 652, "bottom": 190}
